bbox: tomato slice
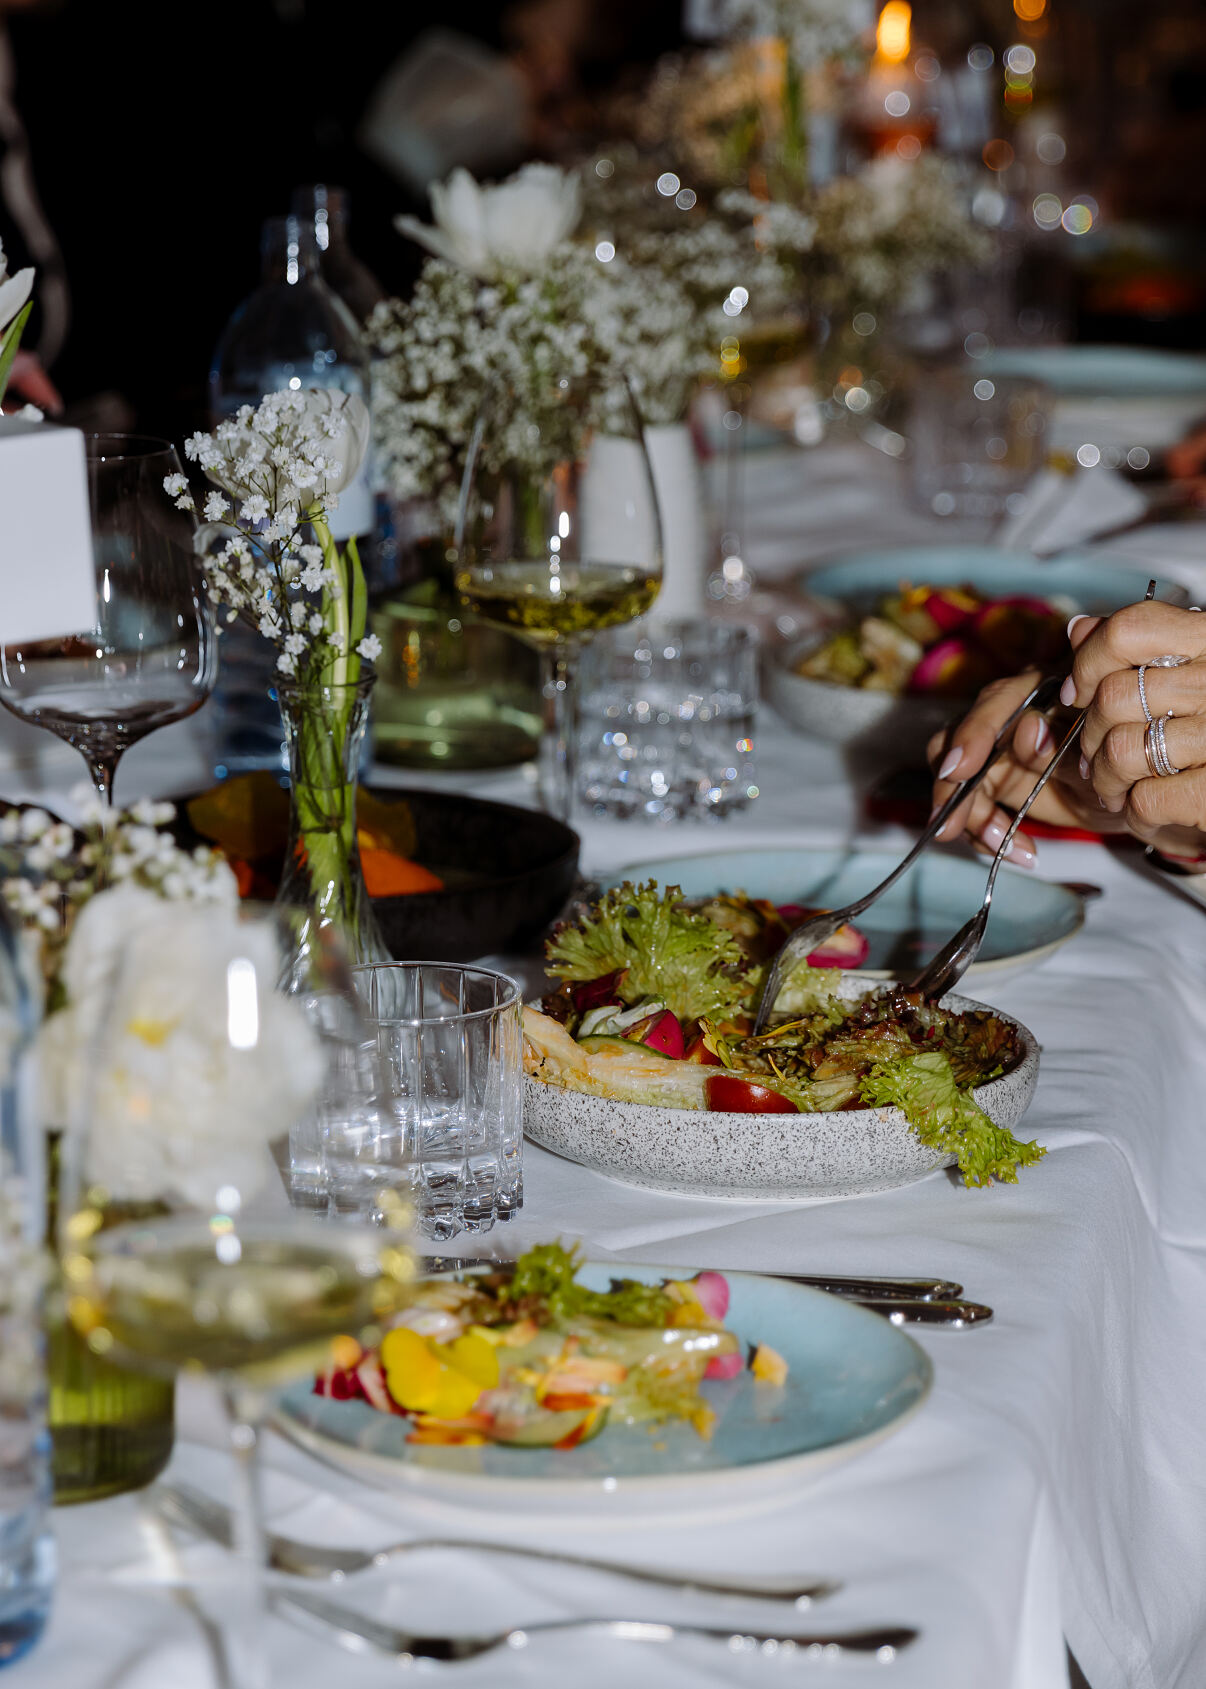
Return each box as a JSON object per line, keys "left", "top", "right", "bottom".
{"left": 705, "top": 1074, "right": 798, "bottom": 1113}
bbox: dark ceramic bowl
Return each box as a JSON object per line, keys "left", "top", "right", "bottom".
{"left": 366, "top": 788, "right": 580, "bottom": 962}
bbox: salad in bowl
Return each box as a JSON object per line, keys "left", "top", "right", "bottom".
{"left": 523, "top": 883, "right": 1043, "bottom": 1192}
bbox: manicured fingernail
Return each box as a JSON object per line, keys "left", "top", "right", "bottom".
{"left": 1034, "top": 718, "right": 1053, "bottom": 754}
{"left": 938, "top": 748, "right": 962, "bottom": 780}
{"left": 981, "top": 814, "right": 1007, "bottom": 851}
{"left": 1078, "top": 754, "right": 1089, "bottom": 780}
{"left": 1006, "top": 840, "right": 1037, "bottom": 868}
{"left": 1067, "top": 614, "right": 1090, "bottom": 639}
{"left": 928, "top": 802, "right": 950, "bottom": 839}
{"left": 1059, "top": 676, "right": 1076, "bottom": 707}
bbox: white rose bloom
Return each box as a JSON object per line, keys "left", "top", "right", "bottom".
{"left": 396, "top": 163, "right": 582, "bottom": 280}
{"left": 65, "top": 900, "right": 325, "bottom": 1209}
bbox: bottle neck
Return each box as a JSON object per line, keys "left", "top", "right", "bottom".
{"left": 294, "top": 186, "right": 350, "bottom": 256}
{"left": 260, "top": 214, "right": 323, "bottom": 287}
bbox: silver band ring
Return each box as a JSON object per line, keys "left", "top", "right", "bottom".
{"left": 1144, "top": 714, "right": 1181, "bottom": 778}
{"left": 1138, "top": 664, "right": 1155, "bottom": 724}
{"left": 1143, "top": 721, "right": 1161, "bottom": 777}
{"left": 1155, "top": 716, "right": 1182, "bottom": 776}
{"left": 1138, "top": 654, "right": 1190, "bottom": 725}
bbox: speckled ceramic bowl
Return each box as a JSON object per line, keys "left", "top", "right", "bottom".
{"left": 523, "top": 975, "right": 1039, "bottom": 1201}
{"left": 766, "top": 636, "right": 957, "bottom": 757}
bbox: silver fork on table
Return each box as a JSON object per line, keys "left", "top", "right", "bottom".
{"left": 270, "top": 1585, "right": 917, "bottom": 1664}
{"left": 752, "top": 670, "right": 1066, "bottom": 1032}
{"left": 153, "top": 1481, "right": 838, "bottom": 1604}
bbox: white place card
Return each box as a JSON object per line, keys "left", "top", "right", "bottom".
{"left": 0, "top": 416, "right": 96, "bottom": 646}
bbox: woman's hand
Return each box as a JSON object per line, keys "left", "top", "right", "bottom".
{"left": 1063, "top": 600, "right": 1206, "bottom": 856}
{"left": 926, "top": 664, "right": 1127, "bottom": 867}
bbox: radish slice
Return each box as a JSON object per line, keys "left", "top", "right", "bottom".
{"left": 637, "top": 1009, "right": 685, "bottom": 1060}
{"left": 692, "top": 1271, "right": 730, "bottom": 1320}
{"left": 808, "top": 924, "right": 870, "bottom": 969}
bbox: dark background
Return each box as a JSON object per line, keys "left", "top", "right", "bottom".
{"left": 2, "top": 0, "right": 1203, "bottom": 443}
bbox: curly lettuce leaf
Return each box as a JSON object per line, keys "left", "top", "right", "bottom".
{"left": 503, "top": 1242, "right": 674, "bottom": 1327}
{"left": 763, "top": 957, "right": 846, "bottom": 1020}
{"left": 545, "top": 881, "right": 752, "bottom": 1023}
{"left": 859, "top": 1050, "right": 1044, "bottom": 1188}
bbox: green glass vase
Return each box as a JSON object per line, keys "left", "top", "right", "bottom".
{"left": 45, "top": 1134, "right": 175, "bottom": 1505}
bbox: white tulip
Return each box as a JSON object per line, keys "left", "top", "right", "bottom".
{"left": 0, "top": 241, "right": 34, "bottom": 336}
{"left": 396, "top": 162, "right": 582, "bottom": 279}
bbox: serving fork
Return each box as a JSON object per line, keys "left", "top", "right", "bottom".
{"left": 752, "top": 670, "right": 1066, "bottom": 1032}
{"left": 902, "top": 705, "right": 1088, "bottom": 1002}
{"left": 902, "top": 577, "right": 1160, "bottom": 1000}
{"left": 270, "top": 1586, "right": 917, "bottom": 1664}
{"left": 154, "top": 1482, "right": 839, "bottom": 1604}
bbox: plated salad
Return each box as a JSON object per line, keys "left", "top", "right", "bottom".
{"left": 523, "top": 883, "right": 1045, "bottom": 1187}
{"left": 314, "top": 1244, "right": 784, "bottom": 1448}
{"left": 798, "top": 582, "right": 1067, "bottom": 698}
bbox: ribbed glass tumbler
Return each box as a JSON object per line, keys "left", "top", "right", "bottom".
{"left": 352, "top": 963, "right": 523, "bottom": 1241}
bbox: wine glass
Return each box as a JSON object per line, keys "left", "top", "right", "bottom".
{"left": 0, "top": 434, "right": 216, "bottom": 803}
{"left": 451, "top": 375, "right": 663, "bottom": 821}
{"left": 57, "top": 902, "right": 415, "bottom": 1689}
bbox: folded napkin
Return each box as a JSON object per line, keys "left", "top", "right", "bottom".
{"left": 996, "top": 462, "right": 1147, "bottom": 556}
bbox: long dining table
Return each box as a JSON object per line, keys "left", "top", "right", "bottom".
{"left": 16, "top": 439, "right": 1206, "bottom": 1689}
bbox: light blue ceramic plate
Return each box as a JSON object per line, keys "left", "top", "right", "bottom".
{"left": 274, "top": 1266, "right": 930, "bottom": 1516}
{"left": 795, "top": 547, "right": 1183, "bottom": 615}
{"left": 605, "top": 848, "right": 1083, "bottom": 981}
{"left": 982, "top": 344, "right": 1206, "bottom": 398}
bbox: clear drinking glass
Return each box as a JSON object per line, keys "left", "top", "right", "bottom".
{"left": 0, "top": 435, "right": 216, "bottom": 802}
{"left": 579, "top": 618, "right": 759, "bottom": 822}
{"left": 57, "top": 903, "right": 415, "bottom": 1689}
{"left": 351, "top": 963, "right": 523, "bottom": 1242}
{"left": 908, "top": 367, "right": 1052, "bottom": 520}
{"left": 451, "top": 375, "right": 663, "bottom": 821}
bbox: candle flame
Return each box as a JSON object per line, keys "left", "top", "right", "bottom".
{"left": 876, "top": 1, "right": 911, "bottom": 64}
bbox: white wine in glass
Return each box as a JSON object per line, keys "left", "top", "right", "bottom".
{"left": 451, "top": 377, "right": 663, "bottom": 820}
{"left": 59, "top": 903, "right": 414, "bottom": 1689}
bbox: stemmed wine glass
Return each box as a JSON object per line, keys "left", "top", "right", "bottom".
{"left": 0, "top": 434, "right": 216, "bottom": 802}
{"left": 451, "top": 376, "right": 663, "bottom": 821}
{"left": 57, "top": 902, "right": 415, "bottom": 1688}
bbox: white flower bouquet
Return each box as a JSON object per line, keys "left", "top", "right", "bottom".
{"left": 372, "top": 162, "right": 795, "bottom": 519}
{"left": 166, "top": 387, "right": 386, "bottom": 963}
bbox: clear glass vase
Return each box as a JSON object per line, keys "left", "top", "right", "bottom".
{"left": 275, "top": 678, "right": 389, "bottom": 971}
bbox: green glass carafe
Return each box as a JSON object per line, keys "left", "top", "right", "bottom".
{"left": 46, "top": 1134, "right": 175, "bottom": 1505}
{"left": 371, "top": 543, "right": 541, "bottom": 771}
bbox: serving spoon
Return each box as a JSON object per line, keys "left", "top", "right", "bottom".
{"left": 751, "top": 670, "right": 1066, "bottom": 1032}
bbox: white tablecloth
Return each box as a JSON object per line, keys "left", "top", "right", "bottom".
{"left": 16, "top": 441, "right": 1206, "bottom": 1689}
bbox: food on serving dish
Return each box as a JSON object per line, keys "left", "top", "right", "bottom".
{"left": 525, "top": 882, "right": 1045, "bottom": 1187}
{"left": 314, "top": 1244, "right": 776, "bottom": 1446}
{"left": 797, "top": 583, "right": 1067, "bottom": 698}
{"left": 186, "top": 773, "right": 443, "bottom": 899}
